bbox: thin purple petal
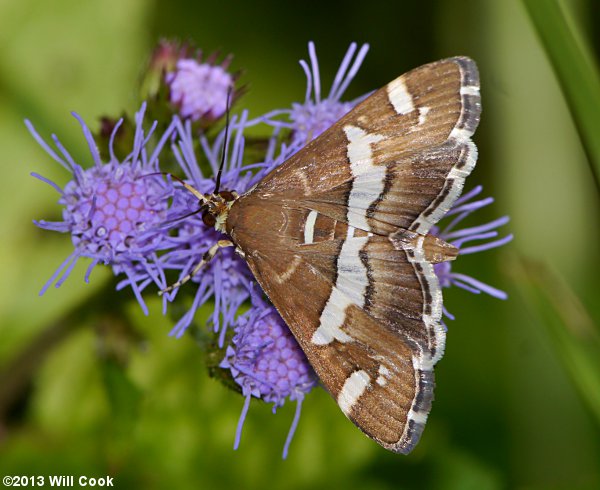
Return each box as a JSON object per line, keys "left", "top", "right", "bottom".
{"left": 307, "top": 42, "right": 321, "bottom": 102}
{"left": 299, "top": 60, "right": 312, "bottom": 104}
{"left": 233, "top": 393, "right": 252, "bottom": 451}
{"left": 54, "top": 253, "right": 80, "bottom": 288}
{"left": 51, "top": 134, "right": 78, "bottom": 170}
{"left": 108, "top": 118, "right": 124, "bottom": 163}
{"left": 443, "top": 216, "right": 510, "bottom": 240}
{"left": 282, "top": 397, "right": 304, "bottom": 459}
{"left": 451, "top": 273, "right": 508, "bottom": 300}
{"left": 71, "top": 112, "right": 102, "bottom": 168}
{"left": 84, "top": 258, "right": 100, "bottom": 283}
{"left": 30, "top": 172, "right": 64, "bottom": 194}
{"left": 332, "top": 43, "right": 369, "bottom": 101}
{"left": 450, "top": 184, "right": 483, "bottom": 208}
{"left": 39, "top": 251, "right": 79, "bottom": 295}
{"left": 459, "top": 234, "right": 514, "bottom": 255}
{"left": 25, "top": 120, "right": 70, "bottom": 171}
{"left": 451, "top": 231, "right": 499, "bottom": 249}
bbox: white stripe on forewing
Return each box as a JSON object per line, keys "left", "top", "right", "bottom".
{"left": 376, "top": 364, "right": 390, "bottom": 386}
{"left": 338, "top": 370, "right": 371, "bottom": 415}
{"left": 344, "top": 125, "right": 385, "bottom": 231}
{"left": 418, "top": 106, "right": 430, "bottom": 125}
{"left": 313, "top": 126, "right": 383, "bottom": 346}
{"left": 312, "top": 236, "right": 369, "bottom": 345}
{"left": 387, "top": 77, "right": 415, "bottom": 115}
{"left": 303, "top": 210, "right": 318, "bottom": 244}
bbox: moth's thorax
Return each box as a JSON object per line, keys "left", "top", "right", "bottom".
{"left": 214, "top": 204, "right": 231, "bottom": 233}
{"left": 202, "top": 191, "right": 237, "bottom": 233}
{"left": 225, "top": 195, "right": 286, "bottom": 247}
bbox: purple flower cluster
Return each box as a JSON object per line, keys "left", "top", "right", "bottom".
{"left": 432, "top": 186, "right": 512, "bottom": 320}
{"left": 220, "top": 296, "right": 317, "bottom": 458}
{"left": 30, "top": 42, "right": 512, "bottom": 457}
{"left": 166, "top": 59, "right": 233, "bottom": 122}
{"left": 261, "top": 41, "right": 369, "bottom": 146}
{"left": 28, "top": 104, "right": 176, "bottom": 313}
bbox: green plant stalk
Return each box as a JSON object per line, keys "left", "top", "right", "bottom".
{"left": 522, "top": 0, "right": 600, "bottom": 194}
{"left": 512, "top": 256, "right": 600, "bottom": 425}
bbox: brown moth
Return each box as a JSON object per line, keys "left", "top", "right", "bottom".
{"left": 166, "top": 57, "right": 481, "bottom": 453}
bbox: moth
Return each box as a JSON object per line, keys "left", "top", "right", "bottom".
{"left": 167, "top": 57, "right": 481, "bottom": 454}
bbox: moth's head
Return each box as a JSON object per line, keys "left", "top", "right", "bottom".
{"left": 200, "top": 189, "right": 238, "bottom": 233}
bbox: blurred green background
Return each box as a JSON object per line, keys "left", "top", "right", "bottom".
{"left": 1, "top": 0, "right": 599, "bottom": 489}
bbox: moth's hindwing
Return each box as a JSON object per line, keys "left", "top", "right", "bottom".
{"left": 228, "top": 203, "right": 436, "bottom": 452}
{"left": 225, "top": 57, "right": 480, "bottom": 452}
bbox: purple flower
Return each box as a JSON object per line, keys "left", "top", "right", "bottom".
{"left": 220, "top": 296, "right": 318, "bottom": 458}
{"left": 29, "top": 104, "right": 176, "bottom": 313}
{"left": 262, "top": 42, "right": 370, "bottom": 145}
{"left": 162, "top": 114, "right": 286, "bottom": 343}
{"left": 433, "top": 186, "right": 513, "bottom": 319}
{"left": 160, "top": 114, "right": 315, "bottom": 457}
{"left": 166, "top": 56, "right": 234, "bottom": 123}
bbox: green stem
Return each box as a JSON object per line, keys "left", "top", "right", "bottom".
{"left": 522, "top": 0, "right": 600, "bottom": 194}
{"left": 512, "top": 256, "right": 600, "bottom": 425}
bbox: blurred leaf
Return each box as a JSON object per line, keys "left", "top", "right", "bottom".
{"left": 432, "top": 448, "right": 502, "bottom": 490}
{"left": 521, "top": 0, "right": 600, "bottom": 193}
{"left": 511, "top": 256, "right": 600, "bottom": 424}
{"left": 100, "top": 358, "right": 143, "bottom": 432}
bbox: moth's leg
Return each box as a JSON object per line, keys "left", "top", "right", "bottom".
{"left": 159, "top": 239, "right": 234, "bottom": 295}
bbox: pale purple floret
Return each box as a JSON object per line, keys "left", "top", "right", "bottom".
{"left": 261, "top": 41, "right": 370, "bottom": 145}
{"left": 29, "top": 104, "right": 176, "bottom": 314}
{"left": 166, "top": 58, "right": 233, "bottom": 122}
{"left": 433, "top": 186, "right": 513, "bottom": 319}
{"left": 220, "top": 296, "right": 318, "bottom": 458}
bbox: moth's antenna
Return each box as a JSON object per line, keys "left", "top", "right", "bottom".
{"left": 161, "top": 206, "right": 205, "bottom": 227}
{"left": 143, "top": 172, "right": 208, "bottom": 205}
{"left": 214, "top": 86, "right": 233, "bottom": 194}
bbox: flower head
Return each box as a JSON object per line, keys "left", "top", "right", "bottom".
{"left": 165, "top": 54, "right": 234, "bottom": 123}
{"left": 161, "top": 114, "right": 289, "bottom": 342}
{"left": 29, "top": 104, "right": 176, "bottom": 313}
{"left": 220, "top": 297, "right": 317, "bottom": 458}
{"left": 262, "top": 42, "right": 369, "bottom": 146}
{"left": 154, "top": 113, "right": 315, "bottom": 457}
{"left": 433, "top": 186, "right": 513, "bottom": 318}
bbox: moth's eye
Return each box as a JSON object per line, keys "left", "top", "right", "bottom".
{"left": 219, "top": 190, "right": 235, "bottom": 202}
{"left": 202, "top": 210, "right": 216, "bottom": 227}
